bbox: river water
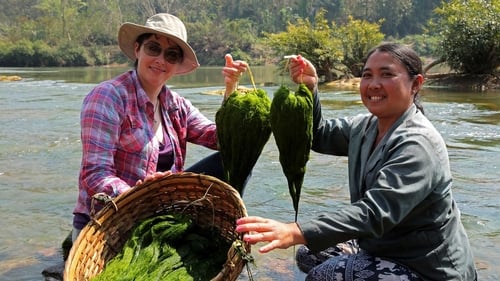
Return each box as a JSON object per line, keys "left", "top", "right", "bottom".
{"left": 0, "top": 66, "right": 499, "bottom": 280}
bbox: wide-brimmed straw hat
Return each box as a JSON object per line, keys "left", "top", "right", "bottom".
{"left": 118, "top": 13, "right": 199, "bottom": 75}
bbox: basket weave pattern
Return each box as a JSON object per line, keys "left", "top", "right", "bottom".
{"left": 64, "top": 172, "right": 250, "bottom": 281}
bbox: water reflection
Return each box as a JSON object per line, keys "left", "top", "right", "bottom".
{"left": 0, "top": 65, "right": 283, "bottom": 88}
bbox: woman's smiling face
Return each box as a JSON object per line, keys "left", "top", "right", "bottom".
{"left": 134, "top": 34, "right": 179, "bottom": 93}
{"left": 360, "top": 50, "right": 421, "bottom": 123}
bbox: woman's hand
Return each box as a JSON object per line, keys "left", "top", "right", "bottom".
{"left": 288, "top": 55, "right": 319, "bottom": 92}
{"left": 222, "top": 54, "right": 248, "bottom": 100}
{"left": 235, "top": 216, "right": 306, "bottom": 253}
{"left": 135, "top": 170, "right": 172, "bottom": 185}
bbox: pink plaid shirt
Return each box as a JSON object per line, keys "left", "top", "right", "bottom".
{"left": 73, "top": 70, "right": 217, "bottom": 216}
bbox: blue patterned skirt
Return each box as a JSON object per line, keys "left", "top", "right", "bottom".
{"left": 296, "top": 241, "right": 422, "bottom": 281}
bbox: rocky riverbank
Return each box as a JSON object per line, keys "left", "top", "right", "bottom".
{"left": 425, "top": 73, "right": 499, "bottom": 91}
{"left": 324, "top": 73, "right": 499, "bottom": 92}
{"left": 0, "top": 75, "right": 22, "bottom": 82}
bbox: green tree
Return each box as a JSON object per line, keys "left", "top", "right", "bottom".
{"left": 401, "top": 0, "right": 441, "bottom": 35}
{"left": 430, "top": 0, "right": 499, "bottom": 74}
{"left": 263, "top": 9, "right": 384, "bottom": 80}
{"left": 0, "top": 0, "right": 444, "bottom": 67}
{"left": 33, "top": 0, "right": 84, "bottom": 45}
{"left": 187, "top": 17, "right": 259, "bottom": 65}
{"left": 374, "top": 0, "right": 412, "bottom": 36}
{"left": 336, "top": 16, "right": 384, "bottom": 77}
{"left": 264, "top": 9, "right": 343, "bottom": 82}
{"left": 76, "top": 0, "right": 123, "bottom": 46}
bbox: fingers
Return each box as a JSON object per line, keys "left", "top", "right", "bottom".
{"left": 222, "top": 54, "right": 248, "bottom": 99}
{"left": 236, "top": 217, "right": 272, "bottom": 239}
{"left": 242, "top": 231, "right": 273, "bottom": 242}
{"left": 236, "top": 217, "right": 286, "bottom": 253}
{"left": 140, "top": 171, "right": 173, "bottom": 184}
{"left": 237, "top": 215, "right": 265, "bottom": 224}
{"left": 285, "top": 55, "right": 318, "bottom": 91}
{"left": 161, "top": 170, "right": 173, "bottom": 177}
{"left": 288, "top": 55, "right": 308, "bottom": 82}
{"left": 151, "top": 171, "right": 171, "bottom": 180}
{"left": 259, "top": 240, "right": 280, "bottom": 253}
{"left": 236, "top": 216, "right": 269, "bottom": 231}
{"left": 288, "top": 54, "right": 306, "bottom": 71}
{"left": 223, "top": 53, "right": 248, "bottom": 74}
{"left": 222, "top": 67, "right": 243, "bottom": 82}
{"left": 143, "top": 174, "right": 155, "bottom": 183}
{"left": 225, "top": 53, "right": 234, "bottom": 66}
{"left": 235, "top": 216, "right": 305, "bottom": 254}
{"left": 236, "top": 216, "right": 277, "bottom": 244}
{"left": 236, "top": 223, "right": 280, "bottom": 253}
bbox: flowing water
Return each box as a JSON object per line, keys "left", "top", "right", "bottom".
{"left": 0, "top": 66, "right": 499, "bottom": 280}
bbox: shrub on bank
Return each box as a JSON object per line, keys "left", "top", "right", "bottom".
{"left": 0, "top": 40, "right": 114, "bottom": 67}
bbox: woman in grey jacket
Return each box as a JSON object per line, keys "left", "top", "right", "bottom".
{"left": 235, "top": 43, "right": 477, "bottom": 280}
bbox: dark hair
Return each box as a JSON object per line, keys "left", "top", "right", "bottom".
{"left": 364, "top": 43, "right": 425, "bottom": 114}
{"left": 133, "top": 33, "right": 154, "bottom": 68}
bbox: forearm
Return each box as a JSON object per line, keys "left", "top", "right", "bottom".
{"left": 312, "top": 87, "right": 324, "bottom": 136}
{"left": 80, "top": 153, "right": 132, "bottom": 197}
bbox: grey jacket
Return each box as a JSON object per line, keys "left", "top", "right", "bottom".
{"left": 299, "top": 96, "right": 477, "bottom": 280}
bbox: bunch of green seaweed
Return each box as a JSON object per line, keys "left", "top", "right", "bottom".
{"left": 270, "top": 84, "right": 313, "bottom": 221}
{"left": 216, "top": 87, "right": 272, "bottom": 195}
{"left": 92, "top": 213, "right": 231, "bottom": 281}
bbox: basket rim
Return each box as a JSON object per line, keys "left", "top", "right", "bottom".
{"left": 64, "top": 172, "right": 250, "bottom": 281}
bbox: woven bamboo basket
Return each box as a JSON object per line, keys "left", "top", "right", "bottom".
{"left": 64, "top": 172, "right": 250, "bottom": 281}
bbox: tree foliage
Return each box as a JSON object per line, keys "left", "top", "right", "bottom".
{"left": 187, "top": 18, "right": 260, "bottom": 66}
{"left": 0, "top": 0, "right": 439, "bottom": 67}
{"left": 264, "top": 9, "right": 343, "bottom": 81}
{"left": 264, "top": 10, "right": 383, "bottom": 81}
{"left": 430, "top": 0, "right": 499, "bottom": 74}
{"left": 0, "top": 0, "right": 497, "bottom": 77}
{"left": 336, "top": 16, "right": 384, "bottom": 77}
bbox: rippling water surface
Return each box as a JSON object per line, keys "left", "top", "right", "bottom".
{"left": 0, "top": 67, "right": 499, "bottom": 280}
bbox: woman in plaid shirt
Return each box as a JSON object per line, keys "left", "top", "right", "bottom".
{"left": 71, "top": 13, "right": 247, "bottom": 242}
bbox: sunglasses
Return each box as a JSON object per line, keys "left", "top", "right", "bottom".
{"left": 142, "top": 41, "right": 183, "bottom": 64}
